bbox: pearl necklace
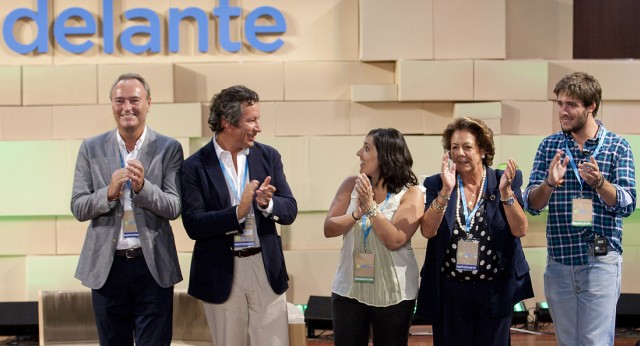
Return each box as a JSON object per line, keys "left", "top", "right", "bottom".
{"left": 456, "top": 166, "right": 486, "bottom": 234}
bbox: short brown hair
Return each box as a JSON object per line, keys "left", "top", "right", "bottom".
{"left": 553, "top": 71, "right": 602, "bottom": 117}
{"left": 441, "top": 117, "right": 495, "bottom": 166}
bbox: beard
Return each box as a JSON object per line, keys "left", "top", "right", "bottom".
{"left": 561, "top": 112, "right": 588, "bottom": 134}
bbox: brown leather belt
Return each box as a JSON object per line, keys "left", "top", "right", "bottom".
{"left": 233, "top": 247, "right": 262, "bottom": 258}
{"left": 115, "top": 247, "right": 143, "bottom": 259}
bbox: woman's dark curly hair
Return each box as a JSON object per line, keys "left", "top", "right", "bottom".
{"left": 208, "top": 85, "right": 259, "bottom": 132}
{"left": 441, "top": 117, "right": 495, "bottom": 167}
{"left": 368, "top": 128, "right": 418, "bottom": 194}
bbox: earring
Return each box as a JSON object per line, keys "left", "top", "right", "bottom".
{"left": 482, "top": 154, "right": 485, "bottom": 159}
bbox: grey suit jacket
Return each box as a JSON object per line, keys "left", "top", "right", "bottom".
{"left": 71, "top": 127, "right": 183, "bottom": 289}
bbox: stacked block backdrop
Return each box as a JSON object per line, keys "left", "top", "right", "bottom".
{"left": 1, "top": 0, "right": 639, "bottom": 311}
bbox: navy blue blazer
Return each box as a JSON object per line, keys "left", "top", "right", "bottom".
{"left": 415, "top": 167, "right": 534, "bottom": 323}
{"left": 180, "top": 140, "right": 297, "bottom": 304}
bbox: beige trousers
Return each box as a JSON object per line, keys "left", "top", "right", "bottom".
{"left": 202, "top": 253, "right": 289, "bottom": 346}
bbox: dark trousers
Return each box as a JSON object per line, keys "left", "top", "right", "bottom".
{"left": 434, "top": 276, "right": 512, "bottom": 346}
{"left": 91, "top": 255, "right": 174, "bottom": 346}
{"left": 331, "top": 293, "right": 415, "bottom": 346}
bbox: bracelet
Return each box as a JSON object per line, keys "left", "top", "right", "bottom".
{"left": 544, "top": 177, "right": 556, "bottom": 189}
{"left": 351, "top": 211, "right": 361, "bottom": 220}
{"left": 595, "top": 174, "right": 605, "bottom": 189}
{"left": 500, "top": 193, "right": 515, "bottom": 202}
{"left": 430, "top": 198, "right": 446, "bottom": 214}
{"left": 438, "top": 192, "right": 450, "bottom": 201}
{"left": 107, "top": 194, "right": 119, "bottom": 202}
{"left": 365, "top": 203, "right": 380, "bottom": 218}
{"left": 432, "top": 197, "right": 447, "bottom": 208}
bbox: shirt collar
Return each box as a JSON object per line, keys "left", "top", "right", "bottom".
{"left": 212, "top": 133, "right": 250, "bottom": 159}
{"left": 116, "top": 126, "right": 147, "bottom": 152}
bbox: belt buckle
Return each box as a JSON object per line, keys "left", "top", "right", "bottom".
{"left": 125, "top": 248, "right": 137, "bottom": 259}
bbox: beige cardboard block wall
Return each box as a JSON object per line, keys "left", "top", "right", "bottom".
{"left": 501, "top": 101, "right": 554, "bottom": 135}
{"left": 599, "top": 101, "right": 640, "bottom": 135}
{"left": 0, "top": 106, "right": 53, "bottom": 140}
{"left": 306, "top": 136, "right": 363, "bottom": 211}
{"left": 349, "top": 102, "right": 425, "bottom": 135}
{"left": 285, "top": 62, "right": 395, "bottom": 101}
{"left": 454, "top": 101, "right": 502, "bottom": 119}
{"left": 258, "top": 136, "right": 311, "bottom": 211}
{"left": 52, "top": 105, "right": 112, "bottom": 139}
{"left": 0, "top": 257, "right": 28, "bottom": 301}
{"left": 244, "top": 0, "right": 359, "bottom": 62}
{"left": 423, "top": 102, "right": 455, "bottom": 134}
{"left": 433, "top": 0, "right": 505, "bottom": 59}
{"left": 359, "top": 0, "right": 433, "bottom": 61}
{"left": 97, "top": 64, "right": 175, "bottom": 104}
{"left": 279, "top": 212, "right": 344, "bottom": 251}
{"left": 55, "top": 217, "right": 88, "bottom": 255}
{"left": 474, "top": 60, "right": 549, "bottom": 101}
{"left": 174, "top": 62, "right": 285, "bottom": 103}
{"left": 22, "top": 65, "right": 98, "bottom": 106}
{"left": 0, "top": 66, "right": 22, "bottom": 105}
{"left": 146, "top": 103, "right": 202, "bottom": 138}
{"left": 350, "top": 85, "right": 398, "bottom": 103}
{"left": 275, "top": 101, "right": 350, "bottom": 136}
{"left": 0, "top": 217, "right": 57, "bottom": 255}
{"left": 548, "top": 60, "right": 640, "bottom": 101}
{"left": 498, "top": 135, "right": 546, "bottom": 184}
{"left": 397, "top": 60, "right": 474, "bottom": 101}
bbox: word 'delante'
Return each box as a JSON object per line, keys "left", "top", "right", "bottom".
{"left": 3, "top": 0, "right": 287, "bottom": 55}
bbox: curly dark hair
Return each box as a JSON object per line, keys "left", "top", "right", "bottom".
{"left": 208, "top": 85, "right": 260, "bottom": 132}
{"left": 553, "top": 71, "right": 602, "bottom": 117}
{"left": 368, "top": 128, "right": 418, "bottom": 194}
{"left": 441, "top": 117, "right": 495, "bottom": 167}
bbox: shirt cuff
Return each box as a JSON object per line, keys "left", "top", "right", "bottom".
{"left": 258, "top": 199, "right": 274, "bottom": 215}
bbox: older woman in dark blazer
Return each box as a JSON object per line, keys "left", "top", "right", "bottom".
{"left": 416, "top": 117, "right": 534, "bottom": 346}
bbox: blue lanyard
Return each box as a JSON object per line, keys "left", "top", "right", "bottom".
{"left": 218, "top": 158, "right": 249, "bottom": 203}
{"left": 564, "top": 126, "right": 607, "bottom": 191}
{"left": 458, "top": 174, "right": 487, "bottom": 234}
{"left": 118, "top": 149, "right": 132, "bottom": 191}
{"left": 361, "top": 193, "right": 391, "bottom": 250}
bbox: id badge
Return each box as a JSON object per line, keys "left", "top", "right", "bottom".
{"left": 234, "top": 214, "right": 256, "bottom": 250}
{"left": 123, "top": 209, "right": 139, "bottom": 238}
{"left": 456, "top": 238, "right": 479, "bottom": 271}
{"left": 571, "top": 198, "right": 593, "bottom": 227}
{"left": 354, "top": 252, "right": 375, "bottom": 283}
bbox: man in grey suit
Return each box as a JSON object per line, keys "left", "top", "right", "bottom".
{"left": 71, "top": 73, "right": 183, "bottom": 346}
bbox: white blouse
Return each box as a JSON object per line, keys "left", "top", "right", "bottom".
{"left": 332, "top": 187, "right": 419, "bottom": 307}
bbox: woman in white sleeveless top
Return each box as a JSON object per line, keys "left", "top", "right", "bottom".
{"left": 324, "top": 128, "right": 424, "bottom": 346}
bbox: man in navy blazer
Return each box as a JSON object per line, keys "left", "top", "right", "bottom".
{"left": 181, "top": 85, "right": 297, "bottom": 346}
{"left": 71, "top": 73, "right": 183, "bottom": 346}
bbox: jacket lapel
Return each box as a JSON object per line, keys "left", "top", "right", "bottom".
{"left": 247, "top": 145, "right": 262, "bottom": 231}
{"left": 444, "top": 188, "right": 457, "bottom": 239}
{"left": 484, "top": 167, "right": 500, "bottom": 234}
{"left": 105, "top": 130, "right": 120, "bottom": 178}
{"left": 201, "top": 141, "right": 232, "bottom": 208}
{"left": 137, "top": 128, "right": 157, "bottom": 170}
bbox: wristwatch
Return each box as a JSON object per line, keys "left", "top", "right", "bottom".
{"left": 501, "top": 194, "right": 515, "bottom": 206}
